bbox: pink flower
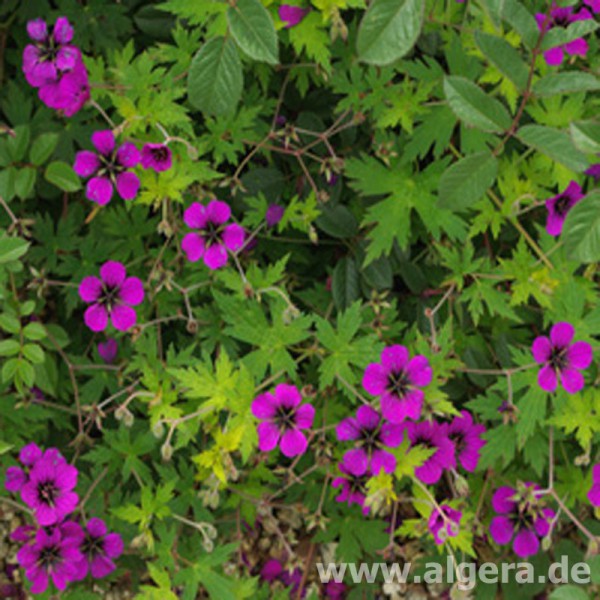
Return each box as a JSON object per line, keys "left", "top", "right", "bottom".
{"left": 428, "top": 504, "right": 462, "bottom": 544}
{"left": 447, "top": 410, "right": 486, "bottom": 472}
{"left": 251, "top": 383, "right": 315, "bottom": 457}
{"left": 141, "top": 143, "right": 172, "bottom": 172}
{"left": 181, "top": 200, "right": 245, "bottom": 270}
{"left": 71, "top": 518, "right": 124, "bottom": 580}
{"left": 279, "top": 5, "right": 308, "bottom": 28}
{"left": 405, "top": 420, "right": 456, "bottom": 485}
{"left": 79, "top": 261, "right": 145, "bottom": 332}
{"left": 331, "top": 449, "right": 372, "bottom": 515}
{"left": 97, "top": 338, "right": 118, "bottom": 363}
{"left": 545, "top": 181, "right": 584, "bottom": 237}
{"left": 362, "top": 345, "right": 432, "bottom": 423}
{"left": 74, "top": 130, "right": 141, "bottom": 206}
{"left": 531, "top": 322, "right": 592, "bottom": 394}
{"left": 588, "top": 464, "right": 600, "bottom": 507}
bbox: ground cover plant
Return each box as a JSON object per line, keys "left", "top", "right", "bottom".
{"left": 1, "top": 0, "right": 600, "bottom": 598}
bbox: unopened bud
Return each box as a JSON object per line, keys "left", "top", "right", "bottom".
{"left": 161, "top": 442, "right": 173, "bottom": 461}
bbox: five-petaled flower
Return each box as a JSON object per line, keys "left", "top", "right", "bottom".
{"left": 428, "top": 504, "right": 462, "bottom": 545}
{"left": 251, "top": 383, "right": 315, "bottom": 458}
{"left": 336, "top": 405, "right": 403, "bottom": 474}
{"left": 331, "top": 449, "right": 371, "bottom": 515}
{"left": 545, "top": 181, "right": 584, "bottom": 237}
{"left": 71, "top": 518, "right": 124, "bottom": 580}
{"left": 405, "top": 420, "right": 456, "bottom": 485}
{"left": 532, "top": 322, "right": 592, "bottom": 394}
{"left": 447, "top": 410, "right": 486, "bottom": 472}
{"left": 489, "top": 484, "right": 555, "bottom": 558}
{"left": 141, "top": 143, "right": 172, "bottom": 172}
{"left": 181, "top": 200, "right": 245, "bottom": 270}
{"left": 362, "top": 345, "right": 432, "bottom": 423}
{"left": 79, "top": 261, "right": 145, "bottom": 332}
{"left": 74, "top": 130, "right": 141, "bottom": 206}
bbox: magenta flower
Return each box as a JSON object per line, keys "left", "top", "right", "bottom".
{"left": 181, "top": 200, "right": 245, "bottom": 270}
{"left": 79, "top": 261, "right": 144, "bottom": 332}
{"left": 428, "top": 504, "right": 462, "bottom": 545}
{"left": 17, "top": 522, "right": 84, "bottom": 594}
{"left": 74, "top": 130, "right": 141, "bottom": 206}
{"left": 5, "top": 466, "right": 27, "bottom": 493}
{"left": 535, "top": 7, "right": 593, "bottom": 66}
{"left": 336, "top": 405, "right": 403, "bottom": 474}
{"left": 532, "top": 322, "right": 592, "bottom": 394}
{"left": 141, "top": 143, "right": 172, "bottom": 172}
{"left": 22, "top": 17, "right": 79, "bottom": 87}
{"left": 5, "top": 444, "right": 65, "bottom": 495}
{"left": 71, "top": 518, "right": 124, "bottom": 580}
{"left": 279, "top": 5, "right": 308, "bottom": 28}
{"left": 447, "top": 411, "right": 486, "bottom": 472}
{"left": 588, "top": 464, "right": 600, "bottom": 507}
{"left": 251, "top": 383, "right": 315, "bottom": 458}
{"left": 586, "top": 163, "right": 600, "bottom": 180}
{"left": 545, "top": 181, "right": 584, "bottom": 237}
{"left": 259, "top": 559, "right": 303, "bottom": 596}
{"left": 362, "top": 345, "right": 432, "bottom": 423}
{"left": 405, "top": 420, "right": 455, "bottom": 485}
{"left": 97, "top": 338, "right": 118, "bottom": 363}
{"left": 19, "top": 456, "right": 78, "bottom": 526}
{"left": 38, "top": 59, "right": 90, "bottom": 117}
{"left": 331, "top": 449, "right": 371, "bottom": 515}
{"left": 584, "top": 0, "right": 600, "bottom": 12}
{"left": 266, "top": 204, "right": 285, "bottom": 227}
{"left": 489, "top": 484, "right": 555, "bottom": 558}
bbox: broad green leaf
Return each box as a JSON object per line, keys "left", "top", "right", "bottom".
{"left": 227, "top": 0, "right": 278, "bottom": 64}
{"left": 316, "top": 204, "right": 358, "bottom": 239}
{"left": 438, "top": 152, "right": 498, "bottom": 212}
{"left": 549, "top": 586, "right": 590, "bottom": 600}
{"left": 45, "top": 161, "right": 82, "bottom": 192}
{"left": 356, "top": 0, "right": 424, "bottom": 66}
{"left": 518, "top": 125, "right": 589, "bottom": 173}
{"left": 0, "top": 339, "right": 20, "bottom": 356}
{"left": 444, "top": 76, "right": 512, "bottom": 133}
{"left": 15, "top": 167, "right": 36, "bottom": 200}
{"left": 474, "top": 32, "right": 529, "bottom": 90}
{"left": 187, "top": 37, "right": 243, "bottom": 116}
{"left": 332, "top": 257, "right": 360, "bottom": 310}
{"left": 570, "top": 121, "right": 600, "bottom": 154}
{"left": 533, "top": 72, "right": 600, "bottom": 97}
{"left": 562, "top": 190, "right": 600, "bottom": 264}
{"left": 484, "top": 0, "right": 539, "bottom": 48}
{"left": 0, "top": 236, "right": 29, "bottom": 264}
{"left": 542, "top": 20, "right": 599, "bottom": 51}
{"left": 30, "top": 132, "right": 59, "bottom": 166}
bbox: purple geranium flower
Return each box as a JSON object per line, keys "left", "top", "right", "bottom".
{"left": 22, "top": 17, "right": 79, "bottom": 88}
{"left": 428, "top": 504, "right": 462, "bottom": 545}
{"left": 279, "top": 5, "right": 308, "bottom": 28}
{"left": 79, "top": 261, "right": 145, "bottom": 332}
{"left": 405, "top": 420, "right": 456, "bottom": 485}
{"left": 266, "top": 204, "right": 285, "bottom": 227}
{"left": 545, "top": 181, "right": 584, "bottom": 237}
{"left": 71, "top": 518, "right": 124, "bottom": 580}
{"left": 5, "top": 466, "right": 27, "bottom": 493}
{"left": 5, "top": 444, "right": 66, "bottom": 494}
{"left": 38, "top": 59, "right": 90, "bottom": 117}
{"left": 97, "top": 339, "right": 118, "bottom": 363}
{"left": 535, "top": 7, "right": 593, "bottom": 66}
{"left": 336, "top": 405, "right": 403, "bottom": 474}
{"left": 489, "top": 484, "right": 555, "bottom": 558}
{"left": 362, "top": 345, "right": 432, "bottom": 423}
{"left": 588, "top": 464, "right": 600, "bottom": 507}
{"left": 586, "top": 163, "right": 600, "bottom": 180}
{"left": 260, "top": 559, "right": 304, "bottom": 596}
{"left": 332, "top": 449, "right": 371, "bottom": 515}
{"left": 17, "top": 522, "right": 84, "bottom": 594}
{"left": 584, "top": 0, "right": 600, "bottom": 12}
{"left": 532, "top": 322, "right": 592, "bottom": 394}
{"left": 181, "top": 200, "right": 245, "bottom": 270}
{"left": 141, "top": 143, "right": 172, "bottom": 172}
{"left": 447, "top": 411, "right": 486, "bottom": 472}
{"left": 74, "top": 130, "right": 141, "bottom": 206}
{"left": 251, "top": 383, "right": 315, "bottom": 458}
{"left": 19, "top": 454, "right": 78, "bottom": 526}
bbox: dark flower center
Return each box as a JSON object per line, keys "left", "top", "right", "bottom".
{"left": 37, "top": 480, "right": 58, "bottom": 506}
{"left": 360, "top": 425, "right": 381, "bottom": 450}
{"left": 275, "top": 406, "right": 296, "bottom": 429}
{"left": 100, "top": 284, "right": 120, "bottom": 311}
{"left": 387, "top": 370, "right": 410, "bottom": 397}
{"left": 98, "top": 151, "right": 126, "bottom": 178}
{"left": 151, "top": 146, "right": 169, "bottom": 162}
{"left": 449, "top": 432, "right": 466, "bottom": 455}
{"left": 38, "top": 544, "right": 61, "bottom": 568}
{"left": 82, "top": 535, "right": 103, "bottom": 558}
{"left": 203, "top": 221, "right": 223, "bottom": 247}
{"left": 554, "top": 194, "right": 572, "bottom": 217}
{"left": 412, "top": 434, "right": 435, "bottom": 451}
{"left": 549, "top": 345, "right": 567, "bottom": 371}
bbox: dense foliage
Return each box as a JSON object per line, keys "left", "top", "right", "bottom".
{"left": 1, "top": 0, "right": 600, "bottom": 598}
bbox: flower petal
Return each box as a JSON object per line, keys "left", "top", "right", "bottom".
{"left": 370, "top": 449, "right": 396, "bottom": 475}
{"left": 380, "top": 345, "right": 409, "bottom": 372}
{"left": 356, "top": 405, "right": 380, "bottom": 430}
{"left": 91, "top": 130, "right": 115, "bottom": 156}
{"left": 280, "top": 429, "right": 308, "bottom": 457}
{"left": 251, "top": 392, "right": 278, "bottom": 419}
{"left": 406, "top": 355, "right": 432, "bottom": 387}
{"left": 567, "top": 341, "right": 593, "bottom": 370}
{"left": 79, "top": 276, "right": 103, "bottom": 303}
{"left": 86, "top": 177, "right": 113, "bottom": 206}
{"left": 560, "top": 368, "right": 585, "bottom": 394}
{"left": 295, "top": 403, "right": 315, "bottom": 429}
{"left": 110, "top": 304, "right": 137, "bottom": 331}
{"left": 489, "top": 516, "right": 514, "bottom": 545}
{"left": 118, "top": 277, "right": 144, "bottom": 306}
{"left": 362, "top": 363, "right": 388, "bottom": 396}
{"left": 84, "top": 304, "right": 108, "bottom": 332}
{"left": 513, "top": 529, "right": 540, "bottom": 558}
{"left": 336, "top": 417, "right": 361, "bottom": 441}
{"left": 116, "top": 142, "right": 140, "bottom": 168}
{"left": 531, "top": 336, "right": 552, "bottom": 363}
{"left": 257, "top": 422, "right": 280, "bottom": 452}
{"left": 116, "top": 171, "right": 140, "bottom": 201}
{"left": 100, "top": 261, "right": 127, "bottom": 287}
{"left": 181, "top": 233, "right": 205, "bottom": 262}
{"left": 207, "top": 200, "right": 231, "bottom": 225}
{"left": 73, "top": 151, "right": 100, "bottom": 177}
{"left": 538, "top": 365, "right": 557, "bottom": 393}
{"left": 183, "top": 203, "right": 207, "bottom": 230}
{"left": 204, "top": 244, "right": 228, "bottom": 270}
{"left": 222, "top": 224, "right": 245, "bottom": 251}
{"left": 550, "top": 322, "right": 574, "bottom": 348}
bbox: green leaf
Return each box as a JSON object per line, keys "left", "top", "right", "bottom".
{"left": 517, "top": 125, "right": 589, "bottom": 172}
{"left": 7, "top": 126, "right": 30, "bottom": 162}
{"left": 227, "top": 0, "right": 278, "bottom": 64}
{"left": 45, "top": 161, "right": 82, "bottom": 192}
{"left": 484, "top": 0, "right": 539, "bottom": 48}
{"left": 23, "top": 344, "right": 44, "bottom": 364}
{"left": 562, "top": 190, "right": 600, "bottom": 264}
{"left": 438, "top": 152, "right": 498, "bottom": 212}
{"left": 533, "top": 72, "right": 600, "bottom": 97}
{"left": 331, "top": 257, "right": 360, "bottom": 310}
{"left": 570, "top": 121, "right": 600, "bottom": 154}
{"left": 549, "top": 586, "right": 590, "bottom": 600}
{"left": 474, "top": 32, "right": 529, "bottom": 90}
{"left": 187, "top": 37, "right": 243, "bottom": 116}
{"left": 0, "top": 339, "right": 20, "bottom": 356}
{"left": 0, "top": 236, "right": 29, "bottom": 264}
{"left": 542, "top": 20, "right": 599, "bottom": 52}
{"left": 316, "top": 204, "right": 358, "bottom": 239}
{"left": 22, "top": 322, "right": 47, "bottom": 341}
{"left": 30, "top": 132, "right": 59, "bottom": 166}
{"left": 444, "top": 76, "right": 512, "bottom": 133}
{"left": 15, "top": 167, "right": 36, "bottom": 200}
{"left": 356, "top": 0, "right": 424, "bottom": 66}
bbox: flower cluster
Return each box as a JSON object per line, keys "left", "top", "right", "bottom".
{"left": 4, "top": 444, "right": 123, "bottom": 594}
{"left": 490, "top": 484, "right": 555, "bottom": 557}
{"left": 22, "top": 17, "right": 89, "bottom": 116}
